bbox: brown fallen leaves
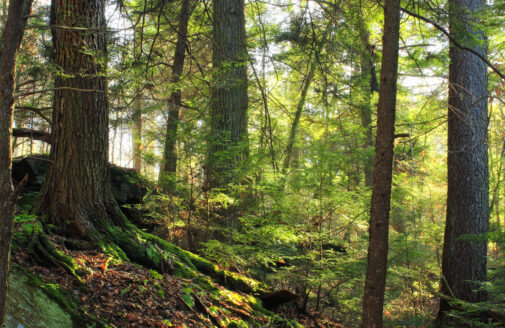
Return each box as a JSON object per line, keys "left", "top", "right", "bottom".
{"left": 13, "top": 236, "right": 345, "bottom": 328}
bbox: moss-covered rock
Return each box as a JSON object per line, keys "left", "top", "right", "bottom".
{"left": 5, "top": 266, "right": 76, "bottom": 328}
{"left": 11, "top": 155, "right": 149, "bottom": 206}
{"left": 5, "top": 266, "right": 106, "bottom": 328}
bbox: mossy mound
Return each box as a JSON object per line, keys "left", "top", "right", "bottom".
{"left": 4, "top": 265, "right": 103, "bottom": 328}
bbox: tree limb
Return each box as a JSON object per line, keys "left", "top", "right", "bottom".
{"left": 12, "top": 128, "right": 52, "bottom": 143}
{"left": 14, "top": 105, "right": 52, "bottom": 124}
{"left": 401, "top": 7, "right": 505, "bottom": 80}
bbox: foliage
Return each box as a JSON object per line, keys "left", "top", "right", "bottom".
{"left": 6, "top": 0, "right": 505, "bottom": 326}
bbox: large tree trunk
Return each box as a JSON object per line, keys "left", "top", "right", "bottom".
{"left": 159, "top": 0, "right": 191, "bottom": 192}
{"left": 34, "top": 0, "right": 123, "bottom": 239}
{"left": 361, "top": 0, "right": 400, "bottom": 326}
{"left": 438, "top": 0, "right": 489, "bottom": 323}
{"left": 0, "top": 0, "right": 33, "bottom": 325}
{"left": 207, "top": 0, "right": 249, "bottom": 189}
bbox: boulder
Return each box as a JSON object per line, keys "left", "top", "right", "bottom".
{"left": 11, "top": 155, "right": 149, "bottom": 205}
{"left": 4, "top": 267, "right": 74, "bottom": 328}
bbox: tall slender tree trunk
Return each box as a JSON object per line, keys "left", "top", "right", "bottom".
{"left": 438, "top": 0, "right": 488, "bottom": 324}
{"left": 282, "top": 56, "right": 317, "bottom": 176}
{"left": 132, "top": 91, "right": 143, "bottom": 173}
{"left": 132, "top": 29, "right": 143, "bottom": 174}
{"left": 361, "top": 0, "right": 400, "bottom": 326}
{"left": 160, "top": 0, "right": 191, "bottom": 192}
{"left": 207, "top": 0, "right": 249, "bottom": 189}
{"left": 358, "top": 26, "right": 379, "bottom": 188}
{"left": 0, "top": 0, "right": 33, "bottom": 324}
{"left": 282, "top": 27, "right": 330, "bottom": 177}
{"left": 34, "top": 0, "right": 123, "bottom": 239}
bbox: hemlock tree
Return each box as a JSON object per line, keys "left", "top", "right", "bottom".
{"left": 0, "top": 0, "right": 34, "bottom": 324}
{"left": 438, "top": 0, "right": 489, "bottom": 323}
{"left": 361, "top": 0, "right": 401, "bottom": 326}
{"left": 159, "top": 0, "right": 191, "bottom": 192}
{"left": 357, "top": 24, "right": 378, "bottom": 188}
{"left": 207, "top": 0, "right": 249, "bottom": 189}
{"left": 34, "top": 0, "right": 124, "bottom": 238}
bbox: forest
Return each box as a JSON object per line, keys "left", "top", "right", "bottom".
{"left": 0, "top": 0, "right": 504, "bottom": 327}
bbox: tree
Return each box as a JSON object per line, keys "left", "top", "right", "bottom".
{"left": 361, "top": 0, "right": 401, "bottom": 326}
{"left": 0, "top": 0, "right": 34, "bottom": 324}
{"left": 357, "top": 24, "right": 378, "bottom": 188}
{"left": 438, "top": 0, "right": 489, "bottom": 323}
{"left": 132, "top": 28, "right": 144, "bottom": 174}
{"left": 282, "top": 25, "right": 330, "bottom": 179}
{"left": 207, "top": 0, "right": 249, "bottom": 189}
{"left": 34, "top": 0, "right": 124, "bottom": 239}
{"left": 159, "top": 0, "right": 191, "bottom": 192}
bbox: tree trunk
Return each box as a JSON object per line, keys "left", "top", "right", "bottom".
{"left": 361, "top": 0, "right": 400, "bottom": 326}
{"left": 207, "top": 0, "right": 249, "bottom": 189}
{"left": 282, "top": 55, "right": 316, "bottom": 176}
{"left": 132, "top": 91, "right": 143, "bottom": 173}
{"left": 0, "top": 0, "right": 33, "bottom": 325}
{"left": 282, "top": 26, "right": 330, "bottom": 177}
{"left": 438, "top": 0, "right": 489, "bottom": 323}
{"left": 159, "top": 0, "right": 191, "bottom": 192}
{"left": 132, "top": 28, "right": 143, "bottom": 174}
{"left": 34, "top": 0, "right": 123, "bottom": 239}
{"left": 358, "top": 26, "right": 379, "bottom": 188}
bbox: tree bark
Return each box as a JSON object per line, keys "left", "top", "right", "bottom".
{"left": 34, "top": 0, "right": 124, "bottom": 239}
{"left": 207, "top": 0, "right": 249, "bottom": 189}
{"left": 12, "top": 127, "right": 52, "bottom": 143}
{"left": 358, "top": 26, "right": 379, "bottom": 188}
{"left": 361, "top": 0, "right": 400, "bottom": 326}
{"left": 0, "top": 0, "right": 34, "bottom": 325}
{"left": 438, "top": 0, "right": 489, "bottom": 323}
{"left": 159, "top": 0, "right": 191, "bottom": 192}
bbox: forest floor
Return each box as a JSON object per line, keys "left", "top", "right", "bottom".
{"left": 10, "top": 228, "right": 345, "bottom": 328}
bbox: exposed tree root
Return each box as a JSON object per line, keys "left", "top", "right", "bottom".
{"left": 18, "top": 217, "right": 268, "bottom": 318}
{"left": 26, "top": 222, "right": 86, "bottom": 285}
{"left": 102, "top": 223, "right": 268, "bottom": 295}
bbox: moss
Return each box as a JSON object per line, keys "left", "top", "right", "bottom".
{"left": 7, "top": 265, "right": 107, "bottom": 328}
{"left": 25, "top": 222, "right": 87, "bottom": 285}
{"left": 135, "top": 226, "right": 268, "bottom": 294}
{"left": 98, "top": 239, "right": 128, "bottom": 261}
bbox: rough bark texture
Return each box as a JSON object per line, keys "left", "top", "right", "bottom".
{"left": 207, "top": 0, "right": 249, "bottom": 189}
{"left": 160, "top": 0, "right": 191, "bottom": 192}
{"left": 358, "top": 27, "right": 379, "bottom": 188}
{"left": 34, "top": 0, "right": 123, "bottom": 239}
{"left": 438, "top": 0, "right": 489, "bottom": 323}
{"left": 361, "top": 0, "right": 400, "bottom": 326}
{"left": 0, "top": 0, "right": 34, "bottom": 325}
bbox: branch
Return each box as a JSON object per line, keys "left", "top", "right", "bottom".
{"left": 401, "top": 7, "right": 505, "bottom": 80}
{"left": 12, "top": 128, "right": 52, "bottom": 143}
{"left": 14, "top": 105, "right": 52, "bottom": 124}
